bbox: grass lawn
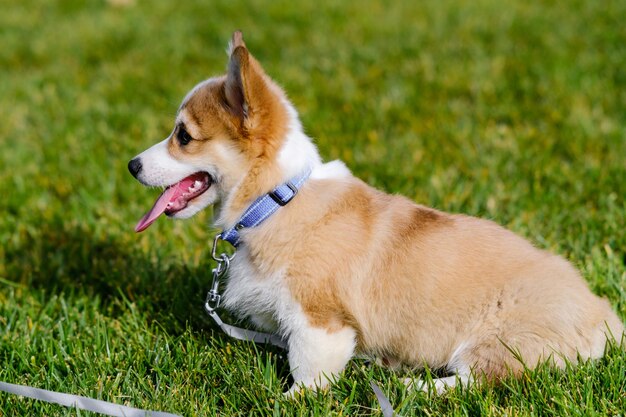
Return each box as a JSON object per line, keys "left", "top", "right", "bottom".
{"left": 1, "top": 0, "right": 625, "bottom": 415}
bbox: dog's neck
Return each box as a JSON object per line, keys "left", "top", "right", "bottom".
{"left": 215, "top": 109, "right": 322, "bottom": 229}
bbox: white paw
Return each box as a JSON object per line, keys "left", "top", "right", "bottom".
{"left": 284, "top": 380, "right": 330, "bottom": 398}
{"left": 403, "top": 377, "right": 428, "bottom": 392}
{"left": 403, "top": 377, "right": 455, "bottom": 395}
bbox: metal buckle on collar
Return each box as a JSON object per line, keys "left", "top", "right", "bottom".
{"left": 268, "top": 181, "right": 298, "bottom": 206}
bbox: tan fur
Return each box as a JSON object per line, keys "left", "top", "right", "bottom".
{"left": 244, "top": 178, "right": 623, "bottom": 379}
{"left": 164, "top": 32, "right": 624, "bottom": 385}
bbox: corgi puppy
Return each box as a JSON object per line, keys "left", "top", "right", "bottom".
{"left": 128, "top": 31, "right": 624, "bottom": 394}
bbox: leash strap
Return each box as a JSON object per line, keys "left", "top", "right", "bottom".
{"left": 221, "top": 170, "right": 311, "bottom": 247}
{"left": 205, "top": 308, "right": 289, "bottom": 350}
{"left": 370, "top": 381, "right": 396, "bottom": 417}
{"left": 0, "top": 381, "right": 181, "bottom": 417}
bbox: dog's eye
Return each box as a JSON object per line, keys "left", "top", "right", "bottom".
{"left": 178, "top": 127, "right": 193, "bottom": 146}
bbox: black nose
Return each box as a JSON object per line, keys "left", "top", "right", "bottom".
{"left": 128, "top": 158, "right": 142, "bottom": 178}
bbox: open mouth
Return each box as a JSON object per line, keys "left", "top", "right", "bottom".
{"left": 135, "top": 172, "right": 212, "bottom": 232}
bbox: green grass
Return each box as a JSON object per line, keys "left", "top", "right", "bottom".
{"left": 1, "top": 0, "right": 625, "bottom": 415}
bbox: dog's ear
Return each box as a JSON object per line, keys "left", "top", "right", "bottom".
{"left": 224, "top": 32, "right": 248, "bottom": 119}
{"left": 228, "top": 30, "right": 246, "bottom": 53}
{"left": 224, "top": 31, "right": 276, "bottom": 123}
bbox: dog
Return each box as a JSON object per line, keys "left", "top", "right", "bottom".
{"left": 128, "top": 31, "right": 624, "bottom": 394}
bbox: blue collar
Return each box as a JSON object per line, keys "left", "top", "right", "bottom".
{"left": 220, "top": 170, "right": 311, "bottom": 247}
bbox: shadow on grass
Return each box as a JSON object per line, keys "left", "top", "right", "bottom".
{"left": 6, "top": 219, "right": 200, "bottom": 323}
{"left": 4, "top": 214, "right": 287, "bottom": 361}
{"left": 5, "top": 213, "right": 292, "bottom": 384}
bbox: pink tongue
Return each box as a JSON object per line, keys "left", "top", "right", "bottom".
{"left": 134, "top": 186, "right": 178, "bottom": 233}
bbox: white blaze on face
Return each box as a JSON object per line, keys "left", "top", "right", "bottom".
{"left": 133, "top": 137, "right": 197, "bottom": 187}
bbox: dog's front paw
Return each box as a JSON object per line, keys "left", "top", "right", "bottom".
{"left": 283, "top": 379, "right": 331, "bottom": 399}
{"left": 283, "top": 383, "right": 316, "bottom": 399}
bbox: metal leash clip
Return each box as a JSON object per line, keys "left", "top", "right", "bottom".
{"left": 205, "top": 233, "right": 236, "bottom": 314}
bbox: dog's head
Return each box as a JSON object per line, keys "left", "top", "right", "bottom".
{"left": 129, "top": 31, "right": 311, "bottom": 232}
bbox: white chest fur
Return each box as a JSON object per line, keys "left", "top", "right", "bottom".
{"left": 221, "top": 247, "right": 294, "bottom": 334}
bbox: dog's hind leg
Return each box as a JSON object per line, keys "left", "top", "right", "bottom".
{"left": 404, "top": 366, "right": 473, "bottom": 395}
